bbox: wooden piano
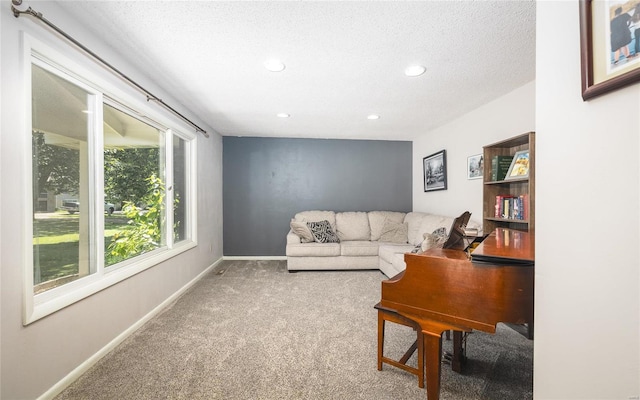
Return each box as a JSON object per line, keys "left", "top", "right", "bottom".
{"left": 379, "top": 228, "right": 534, "bottom": 400}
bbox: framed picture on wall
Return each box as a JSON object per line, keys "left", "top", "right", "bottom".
{"left": 467, "top": 154, "right": 483, "bottom": 180}
{"left": 423, "top": 150, "right": 447, "bottom": 192}
{"left": 579, "top": 0, "right": 640, "bottom": 100}
{"left": 505, "top": 150, "right": 530, "bottom": 180}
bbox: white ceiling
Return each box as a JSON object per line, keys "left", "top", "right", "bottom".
{"left": 55, "top": 1, "right": 536, "bottom": 141}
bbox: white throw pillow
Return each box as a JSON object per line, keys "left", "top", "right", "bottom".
{"left": 290, "top": 219, "right": 314, "bottom": 243}
{"left": 379, "top": 220, "right": 408, "bottom": 244}
{"left": 420, "top": 229, "right": 447, "bottom": 252}
{"left": 368, "top": 211, "right": 406, "bottom": 241}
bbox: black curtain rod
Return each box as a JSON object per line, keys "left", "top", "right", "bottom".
{"left": 12, "top": 2, "right": 210, "bottom": 138}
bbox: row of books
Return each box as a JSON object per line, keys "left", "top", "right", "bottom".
{"left": 494, "top": 194, "right": 529, "bottom": 220}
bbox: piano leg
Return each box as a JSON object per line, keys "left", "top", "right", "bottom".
{"left": 451, "top": 331, "right": 464, "bottom": 373}
{"left": 442, "top": 330, "right": 466, "bottom": 372}
{"left": 424, "top": 332, "right": 443, "bottom": 400}
{"left": 418, "top": 330, "right": 424, "bottom": 390}
{"left": 377, "top": 313, "right": 385, "bottom": 371}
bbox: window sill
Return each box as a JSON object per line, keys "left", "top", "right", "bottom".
{"left": 24, "top": 240, "right": 197, "bottom": 325}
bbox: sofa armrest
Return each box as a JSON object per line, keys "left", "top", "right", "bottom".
{"left": 286, "top": 230, "right": 301, "bottom": 245}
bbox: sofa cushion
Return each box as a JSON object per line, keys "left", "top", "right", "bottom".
{"left": 379, "top": 220, "right": 408, "bottom": 244}
{"left": 286, "top": 242, "right": 341, "bottom": 257}
{"left": 378, "top": 244, "right": 416, "bottom": 264}
{"left": 340, "top": 241, "right": 380, "bottom": 256}
{"left": 335, "top": 212, "right": 370, "bottom": 241}
{"left": 307, "top": 220, "right": 340, "bottom": 243}
{"left": 368, "top": 211, "right": 406, "bottom": 241}
{"left": 391, "top": 252, "right": 407, "bottom": 273}
{"left": 290, "top": 219, "right": 315, "bottom": 243}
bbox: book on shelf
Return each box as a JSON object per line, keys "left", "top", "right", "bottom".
{"left": 490, "top": 155, "right": 513, "bottom": 181}
{"left": 494, "top": 194, "right": 528, "bottom": 220}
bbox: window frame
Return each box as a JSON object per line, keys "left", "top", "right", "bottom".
{"left": 23, "top": 34, "right": 198, "bottom": 325}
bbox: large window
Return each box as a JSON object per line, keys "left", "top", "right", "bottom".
{"left": 26, "top": 50, "right": 196, "bottom": 324}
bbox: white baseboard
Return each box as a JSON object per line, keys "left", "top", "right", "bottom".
{"left": 223, "top": 256, "right": 287, "bottom": 261}
{"left": 38, "top": 257, "right": 224, "bottom": 400}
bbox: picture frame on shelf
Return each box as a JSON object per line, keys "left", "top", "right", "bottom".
{"left": 423, "top": 149, "right": 447, "bottom": 192}
{"left": 467, "top": 154, "right": 483, "bottom": 180}
{"left": 579, "top": 0, "right": 640, "bottom": 101}
{"left": 505, "top": 150, "right": 530, "bottom": 180}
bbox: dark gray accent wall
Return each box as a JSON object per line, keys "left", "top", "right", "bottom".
{"left": 223, "top": 137, "right": 412, "bottom": 256}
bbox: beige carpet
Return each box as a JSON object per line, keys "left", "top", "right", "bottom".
{"left": 55, "top": 260, "right": 533, "bottom": 400}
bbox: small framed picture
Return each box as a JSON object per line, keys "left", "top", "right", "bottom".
{"left": 467, "top": 154, "right": 483, "bottom": 180}
{"left": 505, "top": 150, "right": 530, "bottom": 180}
{"left": 423, "top": 150, "right": 447, "bottom": 192}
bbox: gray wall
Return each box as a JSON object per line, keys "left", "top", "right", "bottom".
{"left": 223, "top": 137, "right": 412, "bottom": 256}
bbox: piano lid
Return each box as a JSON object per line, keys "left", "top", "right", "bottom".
{"left": 471, "top": 228, "right": 534, "bottom": 266}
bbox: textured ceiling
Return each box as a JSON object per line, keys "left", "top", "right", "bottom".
{"left": 55, "top": 1, "right": 536, "bottom": 141}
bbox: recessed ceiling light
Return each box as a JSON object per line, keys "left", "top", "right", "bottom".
{"left": 367, "top": 114, "right": 380, "bottom": 120}
{"left": 277, "top": 113, "right": 290, "bottom": 118}
{"left": 404, "top": 65, "right": 426, "bottom": 77}
{"left": 264, "top": 59, "right": 286, "bottom": 72}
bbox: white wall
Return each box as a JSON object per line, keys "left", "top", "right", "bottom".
{"left": 535, "top": 2, "right": 639, "bottom": 399}
{"left": 0, "top": 3, "right": 223, "bottom": 399}
{"left": 412, "top": 80, "right": 535, "bottom": 225}
{"left": 412, "top": 2, "right": 640, "bottom": 397}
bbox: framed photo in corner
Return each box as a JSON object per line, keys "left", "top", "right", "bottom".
{"left": 579, "top": 0, "right": 640, "bottom": 100}
{"left": 505, "top": 150, "right": 530, "bottom": 180}
{"left": 467, "top": 154, "right": 483, "bottom": 180}
{"left": 423, "top": 150, "right": 447, "bottom": 192}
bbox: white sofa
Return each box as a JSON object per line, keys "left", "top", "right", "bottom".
{"left": 286, "top": 210, "right": 481, "bottom": 278}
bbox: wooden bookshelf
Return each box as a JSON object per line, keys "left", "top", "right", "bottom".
{"left": 482, "top": 132, "right": 535, "bottom": 234}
